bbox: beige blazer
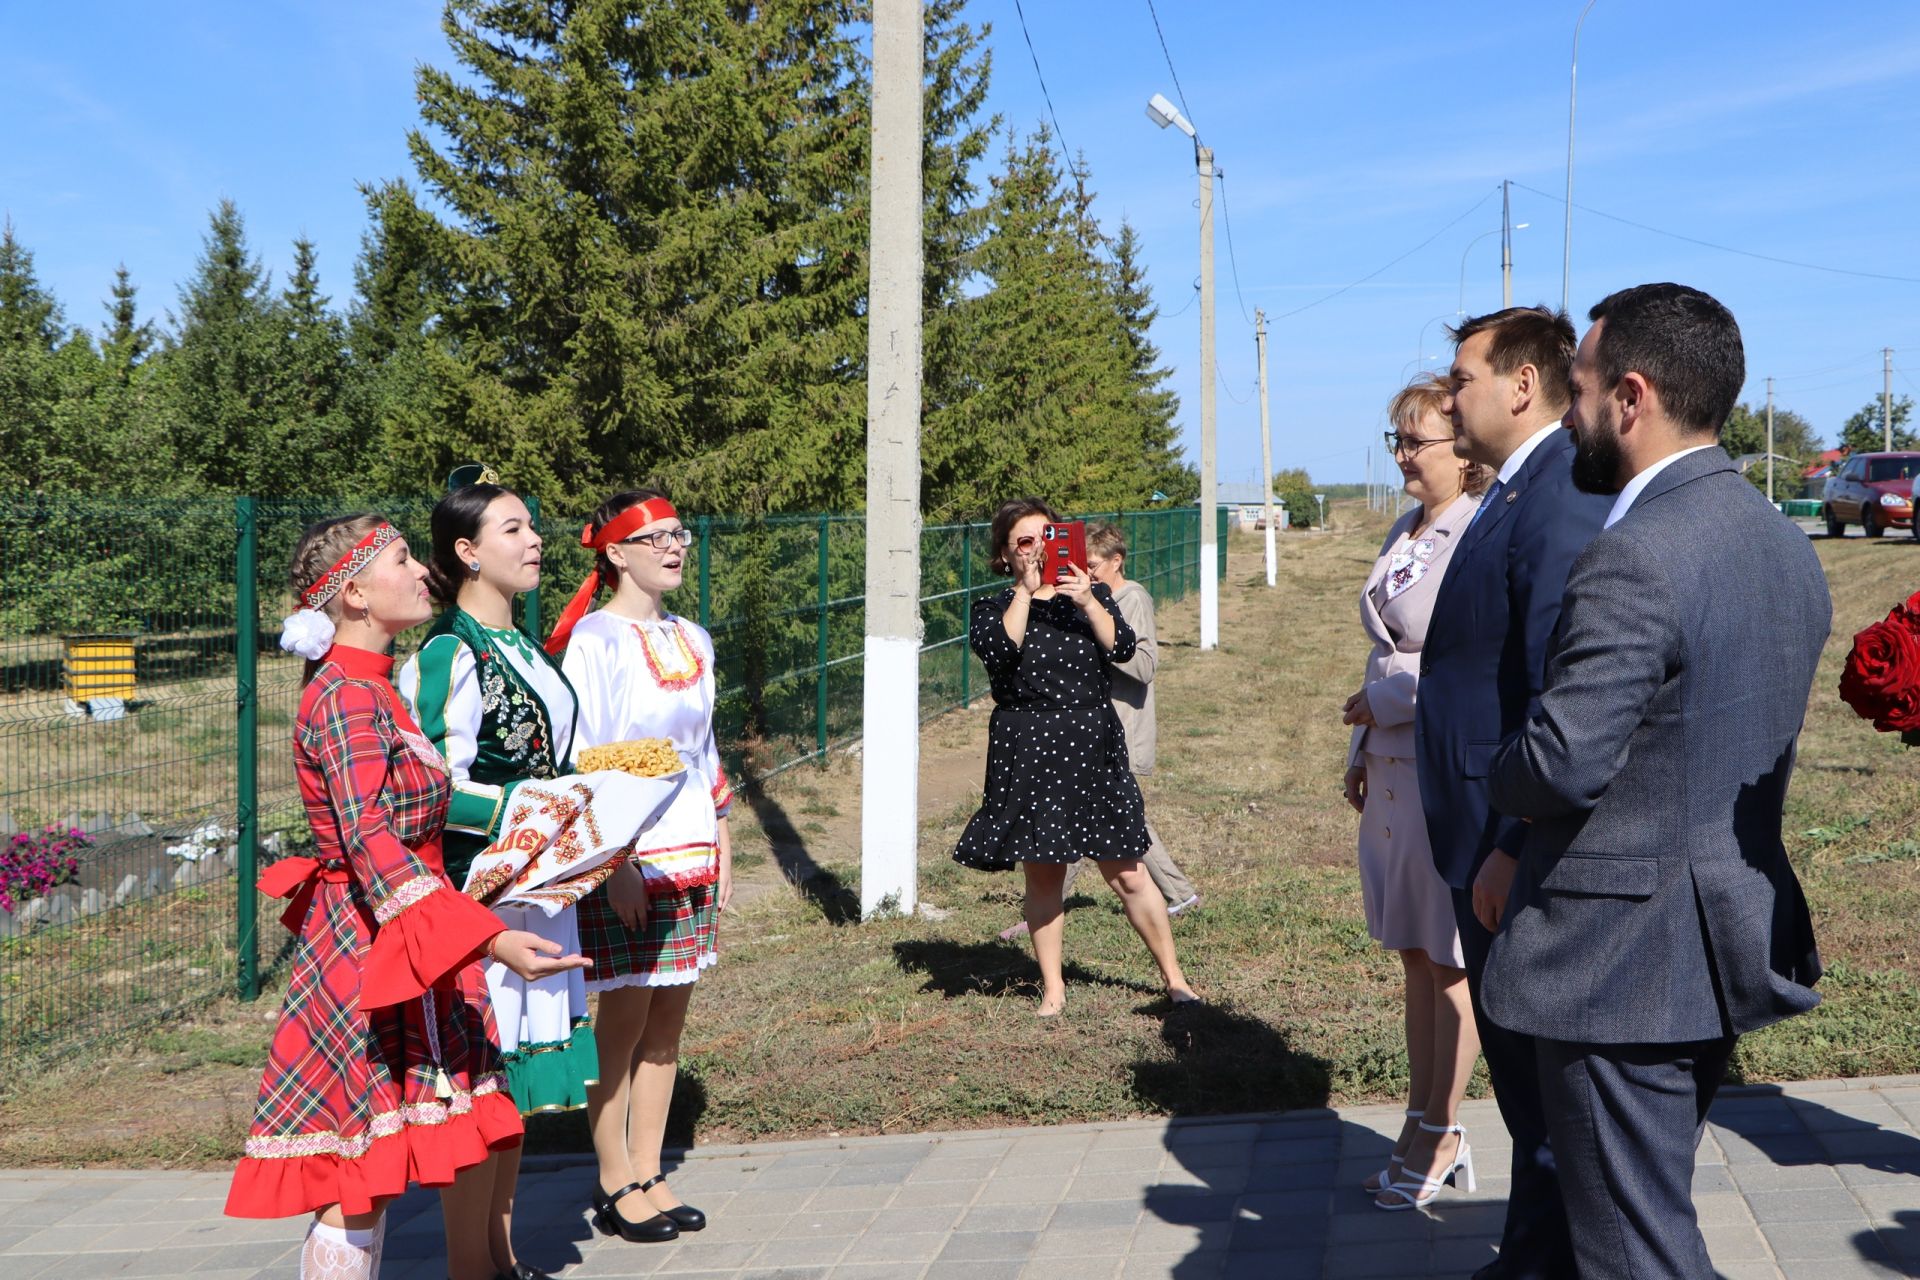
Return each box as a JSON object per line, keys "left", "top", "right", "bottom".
{"left": 1107, "top": 580, "right": 1157, "bottom": 774}
{"left": 1348, "top": 491, "right": 1482, "bottom": 767}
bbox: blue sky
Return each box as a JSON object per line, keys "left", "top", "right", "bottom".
{"left": 6, "top": 1, "right": 1919, "bottom": 487}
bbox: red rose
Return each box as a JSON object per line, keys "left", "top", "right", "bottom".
{"left": 1839, "top": 602, "right": 1920, "bottom": 732}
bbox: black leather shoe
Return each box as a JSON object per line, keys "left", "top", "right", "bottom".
{"left": 496, "top": 1266, "right": 551, "bottom": 1280}
{"left": 590, "top": 1182, "right": 679, "bottom": 1243}
{"left": 638, "top": 1173, "right": 706, "bottom": 1232}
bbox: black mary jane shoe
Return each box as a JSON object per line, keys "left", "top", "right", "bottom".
{"left": 590, "top": 1181, "right": 679, "bottom": 1243}
{"left": 496, "top": 1266, "right": 551, "bottom": 1280}
{"left": 638, "top": 1173, "right": 706, "bottom": 1232}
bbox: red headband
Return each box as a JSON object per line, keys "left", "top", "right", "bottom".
{"left": 579, "top": 498, "right": 678, "bottom": 551}
{"left": 544, "top": 499, "right": 682, "bottom": 655}
{"left": 301, "top": 522, "right": 399, "bottom": 610}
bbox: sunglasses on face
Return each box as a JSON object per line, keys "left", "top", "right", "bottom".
{"left": 1013, "top": 534, "right": 1039, "bottom": 551}
{"left": 621, "top": 528, "right": 695, "bottom": 551}
{"left": 1385, "top": 430, "right": 1452, "bottom": 458}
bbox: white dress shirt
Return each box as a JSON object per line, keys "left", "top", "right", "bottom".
{"left": 1604, "top": 444, "right": 1717, "bottom": 529}
{"left": 1495, "top": 420, "right": 1569, "bottom": 486}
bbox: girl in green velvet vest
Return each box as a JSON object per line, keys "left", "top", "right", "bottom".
{"left": 396, "top": 478, "right": 587, "bottom": 1280}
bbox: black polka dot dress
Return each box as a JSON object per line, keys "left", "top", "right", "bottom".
{"left": 954, "top": 583, "right": 1151, "bottom": 871}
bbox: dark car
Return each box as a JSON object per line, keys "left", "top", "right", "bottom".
{"left": 1822, "top": 451, "right": 1920, "bottom": 538}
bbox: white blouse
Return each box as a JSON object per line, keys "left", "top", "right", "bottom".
{"left": 396, "top": 621, "right": 577, "bottom": 785}
{"left": 560, "top": 610, "right": 733, "bottom": 817}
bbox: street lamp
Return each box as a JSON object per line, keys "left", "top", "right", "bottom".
{"left": 1564, "top": 0, "right": 1600, "bottom": 313}
{"left": 1146, "top": 91, "right": 1219, "bottom": 651}
{"left": 1459, "top": 224, "right": 1527, "bottom": 318}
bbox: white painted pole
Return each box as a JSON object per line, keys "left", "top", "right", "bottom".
{"left": 1256, "top": 308, "right": 1275, "bottom": 588}
{"left": 1197, "top": 145, "right": 1219, "bottom": 650}
{"left": 860, "top": 0, "right": 923, "bottom": 920}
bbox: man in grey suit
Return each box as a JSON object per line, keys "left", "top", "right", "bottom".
{"left": 1486, "top": 283, "right": 1828, "bottom": 1278}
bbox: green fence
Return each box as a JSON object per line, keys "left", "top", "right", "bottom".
{"left": 0, "top": 496, "right": 1221, "bottom": 1068}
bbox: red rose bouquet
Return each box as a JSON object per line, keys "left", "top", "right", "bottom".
{"left": 1838, "top": 589, "right": 1920, "bottom": 745}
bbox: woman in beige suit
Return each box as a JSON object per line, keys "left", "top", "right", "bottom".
{"left": 1343, "top": 374, "right": 1493, "bottom": 1210}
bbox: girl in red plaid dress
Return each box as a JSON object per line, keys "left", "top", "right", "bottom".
{"left": 227, "top": 516, "right": 589, "bottom": 1280}
{"left": 545, "top": 489, "right": 734, "bottom": 1243}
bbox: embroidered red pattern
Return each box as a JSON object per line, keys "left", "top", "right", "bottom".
{"left": 633, "top": 620, "right": 704, "bottom": 692}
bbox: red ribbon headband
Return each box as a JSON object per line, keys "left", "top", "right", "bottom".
{"left": 301, "top": 522, "right": 399, "bottom": 610}
{"left": 580, "top": 498, "right": 679, "bottom": 550}
{"left": 545, "top": 498, "right": 682, "bottom": 656}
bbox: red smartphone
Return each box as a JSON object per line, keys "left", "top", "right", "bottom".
{"left": 1041, "top": 521, "right": 1087, "bottom": 583}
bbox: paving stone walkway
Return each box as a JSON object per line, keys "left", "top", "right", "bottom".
{"left": 4, "top": 1076, "right": 1920, "bottom": 1279}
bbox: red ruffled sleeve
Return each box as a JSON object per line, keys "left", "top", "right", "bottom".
{"left": 359, "top": 884, "right": 505, "bottom": 1010}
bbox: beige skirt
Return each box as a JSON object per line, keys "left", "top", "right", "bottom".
{"left": 1357, "top": 751, "right": 1464, "bottom": 968}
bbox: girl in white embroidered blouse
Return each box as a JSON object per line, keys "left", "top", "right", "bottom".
{"left": 551, "top": 489, "right": 735, "bottom": 1245}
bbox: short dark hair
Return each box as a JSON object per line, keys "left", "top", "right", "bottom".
{"left": 1448, "top": 305, "right": 1577, "bottom": 411}
{"left": 987, "top": 497, "right": 1059, "bottom": 575}
{"left": 426, "top": 482, "right": 516, "bottom": 606}
{"left": 1586, "top": 283, "right": 1744, "bottom": 437}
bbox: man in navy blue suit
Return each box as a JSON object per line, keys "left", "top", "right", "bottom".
{"left": 1414, "top": 306, "right": 1610, "bottom": 1279}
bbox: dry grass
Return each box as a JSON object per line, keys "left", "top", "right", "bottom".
{"left": 4, "top": 513, "right": 1916, "bottom": 1168}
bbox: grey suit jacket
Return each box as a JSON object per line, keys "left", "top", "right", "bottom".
{"left": 1483, "top": 448, "right": 1829, "bottom": 1045}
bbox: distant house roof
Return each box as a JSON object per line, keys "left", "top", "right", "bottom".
{"left": 1804, "top": 448, "right": 1848, "bottom": 480}
{"left": 1197, "top": 482, "right": 1276, "bottom": 506}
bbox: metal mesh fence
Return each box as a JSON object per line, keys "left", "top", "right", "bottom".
{"left": 0, "top": 496, "right": 1216, "bottom": 1068}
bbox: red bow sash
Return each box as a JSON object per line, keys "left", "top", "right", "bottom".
{"left": 258, "top": 857, "right": 352, "bottom": 934}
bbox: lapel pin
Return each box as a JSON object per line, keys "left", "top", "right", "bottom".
{"left": 1505, "top": 490, "right": 1518, "bottom": 503}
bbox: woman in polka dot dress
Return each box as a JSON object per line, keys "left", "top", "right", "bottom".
{"left": 955, "top": 497, "right": 1200, "bottom": 1016}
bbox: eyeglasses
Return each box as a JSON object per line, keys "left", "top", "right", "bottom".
{"left": 1385, "top": 431, "right": 1452, "bottom": 458}
{"left": 621, "top": 528, "right": 695, "bottom": 551}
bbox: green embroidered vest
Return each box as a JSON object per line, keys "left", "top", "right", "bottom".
{"left": 413, "top": 608, "right": 579, "bottom": 882}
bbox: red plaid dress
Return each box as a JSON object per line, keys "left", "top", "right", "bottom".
{"left": 226, "top": 645, "right": 522, "bottom": 1220}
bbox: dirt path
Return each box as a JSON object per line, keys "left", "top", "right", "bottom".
{"left": 725, "top": 700, "right": 991, "bottom": 914}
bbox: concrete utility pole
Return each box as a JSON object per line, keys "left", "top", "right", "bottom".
{"left": 1564, "top": 0, "right": 1600, "bottom": 314}
{"left": 1197, "top": 145, "right": 1219, "bottom": 649}
{"left": 859, "top": 0, "right": 922, "bottom": 920}
{"left": 1256, "top": 308, "right": 1275, "bottom": 587}
{"left": 1766, "top": 376, "right": 1775, "bottom": 503}
{"left": 1887, "top": 348, "right": 1896, "bottom": 452}
{"left": 1501, "top": 179, "right": 1514, "bottom": 307}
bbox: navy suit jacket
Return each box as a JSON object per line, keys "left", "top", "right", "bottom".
{"left": 1415, "top": 428, "right": 1610, "bottom": 889}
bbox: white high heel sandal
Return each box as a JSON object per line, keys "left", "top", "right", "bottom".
{"left": 1361, "top": 1109, "right": 1423, "bottom": 1194}
{"left": 1374, "top": 1120, "right": 1474, "bottom": 1211}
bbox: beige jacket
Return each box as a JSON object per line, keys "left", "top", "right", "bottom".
{"left": 1108, "top": 580, "right": 1157, "bottom": 774}
{"left": 1348, "top": 492, "right": 1481, "bottom": 767}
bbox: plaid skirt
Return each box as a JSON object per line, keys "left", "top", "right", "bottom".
{"left": 577, "top": 877, "right": 718, "bottom": 991}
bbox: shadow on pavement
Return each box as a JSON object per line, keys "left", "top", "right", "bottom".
{"left": 1713, "top": 1088, "right": 1920, "bottom": 1273}
{"left": 1130, "top": 1001, "right": 1356, "bottom": 1277}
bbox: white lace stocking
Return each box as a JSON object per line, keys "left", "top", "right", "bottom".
{"left": 300, "top": 1219, "right": 384, "bottom": 1280}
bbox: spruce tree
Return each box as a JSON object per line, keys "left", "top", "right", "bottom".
{"left": 101, "top": 264, "right": 155, "bottom": 384}
{"left": 1109, "top": 220, "right": 1195, "bottom": 503}
{"left": 387, "top": 0, "right": 872, "bottom": 512}
{"left": 160, "top": 200, "right": 295, "bottom": 492}
{"left": 0, "top": 222, "right": 65, "bottom": 487}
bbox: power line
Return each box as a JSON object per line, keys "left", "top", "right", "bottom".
{"left": 1217, "top": 370, "right": 1253, "bottom": 405}
{"left": 1160, "top": 278, "right": 1201, "bottom": 320}
{"left": 1510, "top": 180, "right": 1920, "bottom": 286}
{"left": 1009, "top": 0, "right": 1074, "bottom": 168}
{"left": 1271, "top": 187, "right": 1500, "bottom": 321}
{"left": 1142, "top": 0, "right": 1197, "bottom": 137}
{"left": 1774, "top": 352, "right": 1883, "bottom": 383}
{"left": 1214, "top": 171, "right": 1256, "bottom": 326}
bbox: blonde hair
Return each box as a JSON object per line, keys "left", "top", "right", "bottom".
{"left": 290, "top": 514, "right": 386, "bottom": 681}
{"left": 1086, "top": 522, "right": 1126, "bottom": 562}
{"left": 1389, "top": 374, "right": 1495, "bottom": 497}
